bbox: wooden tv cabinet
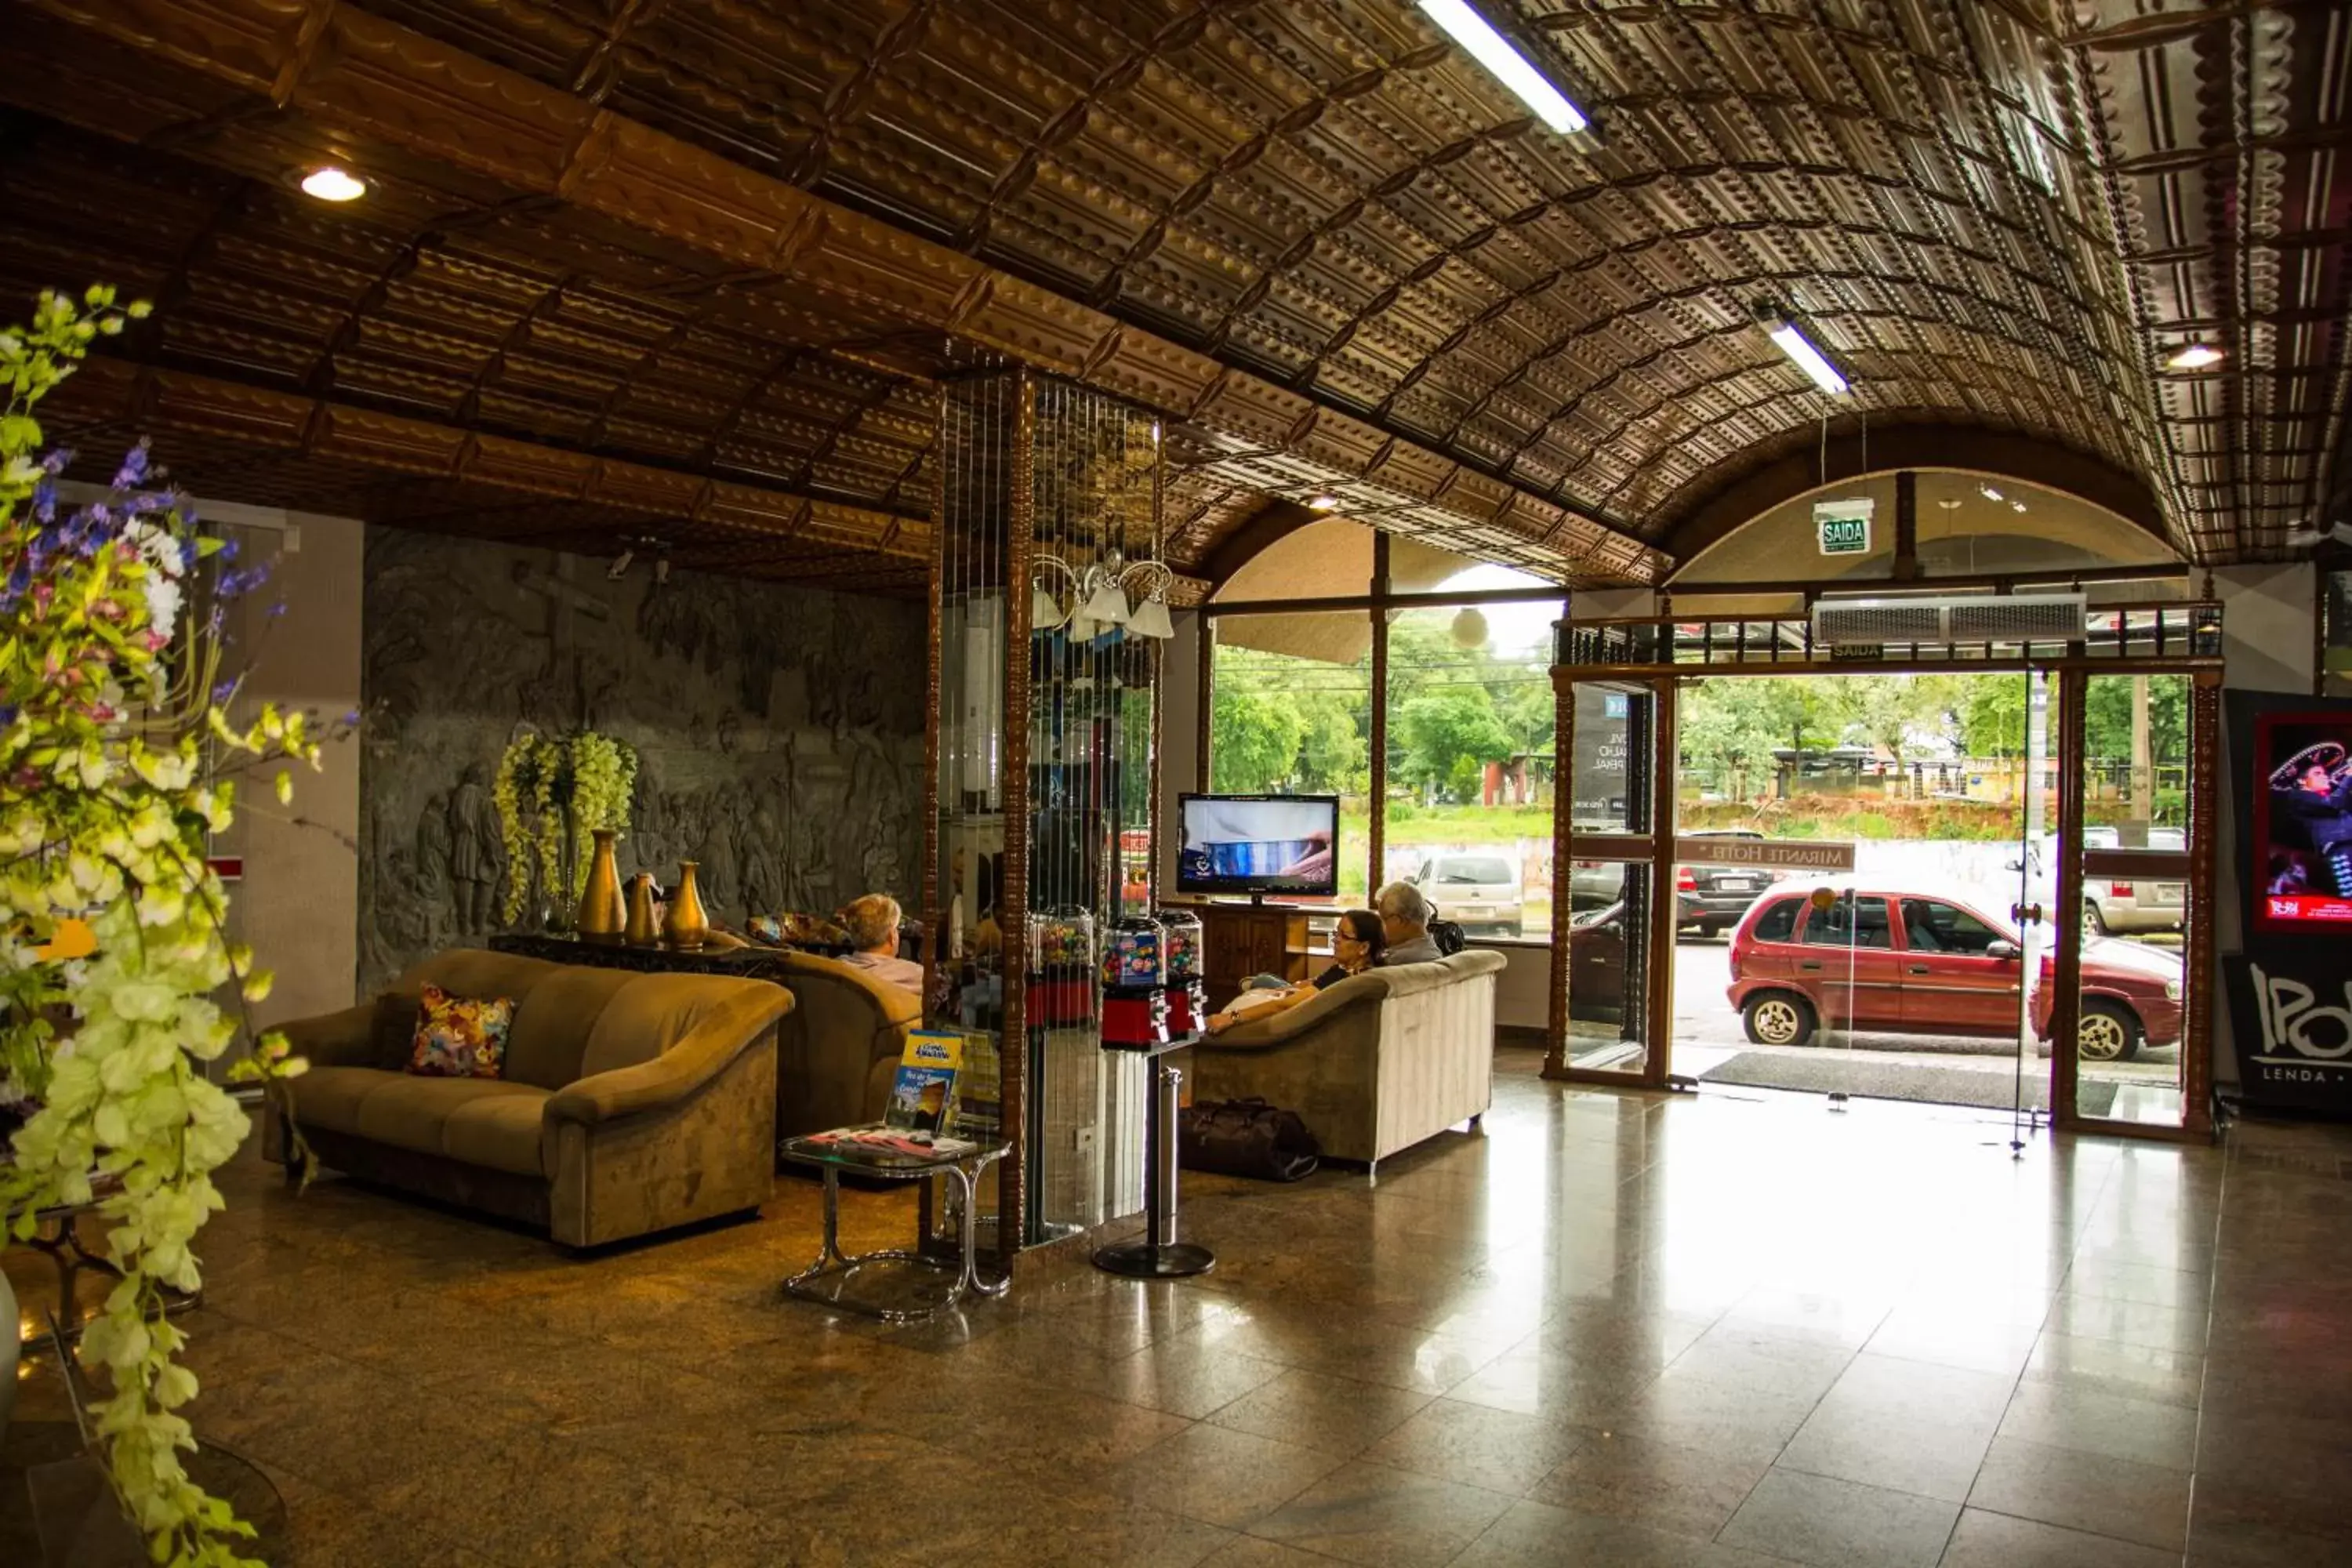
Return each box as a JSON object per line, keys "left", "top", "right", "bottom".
{"left": 1181, "top": 902, "right": 1319, "bottom": 1010}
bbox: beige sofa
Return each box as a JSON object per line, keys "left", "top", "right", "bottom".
{"left": 267, "top": 950, "right": 793, "bottom": 1248}
{"left": 768, "top": 949, "right": 923, "bottom": 1139}
{"left": 1187, "top": 950, "right": 1504, "bottom": 1172}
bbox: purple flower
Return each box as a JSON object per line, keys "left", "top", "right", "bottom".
{"left": 39, "top": 448, "right": 72, "bottom": 475}
{"left": 112, "top": 441, "right": 150, "bottom": 489}
{"left": 211, "top": 678, "right": 238, "bottom": 703}
{"left": 32, "top": 477, "right": 56, "bottom": 524}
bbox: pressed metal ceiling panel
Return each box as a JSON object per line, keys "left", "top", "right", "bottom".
{"left": 0, "top": 0, "right": 2343, "bottom": 575}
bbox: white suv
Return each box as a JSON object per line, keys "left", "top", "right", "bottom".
{"left": 2085, "top": 826, "right": 2186, "bottom": 935}
{"left": 1410, "top": 853, "right": 1525, "bottom": 937}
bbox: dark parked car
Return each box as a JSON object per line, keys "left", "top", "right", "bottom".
{"left": 1675, "top": 829, "right": 1785, "bottom": 936}
{"left": 1725, "top": 887, "right": 2183, "bottom": 1061}
{"left": 1568, "top": 828, "right": 1784, "bottom": 935}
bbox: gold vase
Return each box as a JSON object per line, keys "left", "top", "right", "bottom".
{"left": 664, "top": 861, "right": 710, "bottom": 949}
{"left": 623, "top": 873, "right": 660, "bottom": 946}
{"left": 578, "top": 829, "right": 626, "bottom": 941}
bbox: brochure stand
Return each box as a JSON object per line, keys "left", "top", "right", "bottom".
{"left": 1092, "top": 1034, "right": 1214, "bottom": 1279}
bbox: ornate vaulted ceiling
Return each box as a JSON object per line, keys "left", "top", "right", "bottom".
{"left": 0, "top": 0, "right": 2345, "bottom": 589}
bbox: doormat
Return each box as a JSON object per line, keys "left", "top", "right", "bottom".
{"left": 1696, "top": 1052, "right": 2119, "bottom": 1117}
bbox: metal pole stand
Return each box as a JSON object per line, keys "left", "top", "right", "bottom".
{"left": 1093, "top": 1055, "right": 1214, "bottom": 1279}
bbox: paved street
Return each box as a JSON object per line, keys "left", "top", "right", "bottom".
{"left": 1664, "top": 935, "right": 2184, "bottom": 1098}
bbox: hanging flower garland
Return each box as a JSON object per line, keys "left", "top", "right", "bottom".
{"left": 492, "top": 729, "right": 637, "bottom": 922}
{"left": 2, "top": 286, "right": 338, "bottom": 1566}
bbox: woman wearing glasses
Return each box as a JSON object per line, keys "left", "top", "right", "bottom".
{"left": 1207, "top": 909, "right": 1385, "bottom": 1033}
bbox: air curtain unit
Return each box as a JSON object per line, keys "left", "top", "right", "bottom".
{"left": 1809, "top": 593, "right": 2089, "bottom": 648}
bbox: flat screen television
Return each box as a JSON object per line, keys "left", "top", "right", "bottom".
{"left": 2252, "top": 710, "right": 2352, "bottom": 931}
{"left": 1176, "top": 793, "right": 1339, "bottom": 898}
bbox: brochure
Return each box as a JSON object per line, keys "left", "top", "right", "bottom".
{"left": 885, "top": 1029, "right": 964, "bottom": 1134}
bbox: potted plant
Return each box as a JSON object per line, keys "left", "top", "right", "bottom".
{"left": 2, "top": 285, "right": 325, "bottom": 1565}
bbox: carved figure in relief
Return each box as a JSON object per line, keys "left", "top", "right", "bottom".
{"left": 414, "top": 788, "right": 452, "bottom": 949}
{"left": 738, "top": 798, "right": 787, "bottom": 919}
{"left": 446, "top": 763, "right": 505, "bottom": 935}
{"left": 695, "top": 796, "right": 742, "bottom": 918}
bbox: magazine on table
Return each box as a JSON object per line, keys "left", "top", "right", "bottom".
{"left": 800, "top": 1123, "right": 978, "bottom": 1160}
{"left": 885, "top": 1029, "right": 964, "bottom": 1134}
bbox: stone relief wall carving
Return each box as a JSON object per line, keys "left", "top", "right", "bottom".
{"left": 358, "top": 528, "right": 926, "bottom": 991}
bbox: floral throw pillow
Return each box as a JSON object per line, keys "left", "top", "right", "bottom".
{"left": 405, "top": 984, "right": 515, "bottom": 1080}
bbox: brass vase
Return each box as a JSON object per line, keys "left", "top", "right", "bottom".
{"left": 664, "top": 861, "right": 710, "bottom": 949}
{"left": 577, "top": 829, "right": 626, "bottom": 942}
{"left": 623, "top": 873, "right": 660, "bottom": 946}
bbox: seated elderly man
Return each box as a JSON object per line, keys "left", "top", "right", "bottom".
{"left": 838, "top": 893, "right": 924, "bottom": 998}
{"left": 1373, "top": 880, "right": 1443, "bottom": 966}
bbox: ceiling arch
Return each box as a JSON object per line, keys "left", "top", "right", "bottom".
{"left": 1660, "top": 423, "right": 2170, "bottom": 572}
{"left": 3, "top": 0, "right": 2343, "bottom": 581}
{"left": 317, "top": 0, "right": 2340, "bottom": 561}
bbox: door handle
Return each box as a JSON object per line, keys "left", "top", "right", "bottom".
{"left": 1798, "top": 961, "right": 1823, "bottom": 971}
{"left": 1907, "top": 964, "right": 1932, "bottom": 975}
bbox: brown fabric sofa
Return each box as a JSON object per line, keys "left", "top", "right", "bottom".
{"left": 266, "top": 949, "right": 792, "bottom": 1248}
{"left": 1187, "top": 950, "right": 1505, "bottom": 1172}
{"left": 769, "top": 950, "right": 922, "bottom": 1139}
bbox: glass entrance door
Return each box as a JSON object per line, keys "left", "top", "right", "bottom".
{"left": 1555, "top": 679, "right": 1665, "bottom": 1083}
{"left": 2008, "top": 669, "right": 2056, "bottom": 1138}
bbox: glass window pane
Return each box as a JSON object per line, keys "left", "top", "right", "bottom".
{"left": 1209, "top": 612, "right": 1372, "bottom": 903}
{"left": 1383, "top": 597, "right": 1563, "bottom": 939}
{"left": 1566, "top": 865, "right": 1652, "bottom": 1078}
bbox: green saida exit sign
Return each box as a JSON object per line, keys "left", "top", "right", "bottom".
{"left": 1815, "top": 498, "right": 1874, "bottom": 556}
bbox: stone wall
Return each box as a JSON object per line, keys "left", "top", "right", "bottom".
{"left": 358, "top": 527, "right": 925, "bottom": 991}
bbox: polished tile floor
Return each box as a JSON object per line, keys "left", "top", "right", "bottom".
{"left": 9, "top": 1048, "right": 2350, "bottom": 1567}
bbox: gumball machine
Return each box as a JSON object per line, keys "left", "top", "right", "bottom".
{"left": 1025, "top": 907, "right": 1096, "bottom": 1027}
{"left": 1156, "top": 907, "right": 1207, "bottom": 1038}
{"left": 1099, "top": 914, "right": 1170, "bottom": 1047}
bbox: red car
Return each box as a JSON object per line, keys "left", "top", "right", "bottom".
{"left": 1726, "top": 887, "right": 2183, "bottom": 1061}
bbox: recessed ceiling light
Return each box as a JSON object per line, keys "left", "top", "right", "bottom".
{"left": 1307, "top": 494, "right": 1341, "bottom": 511}
{"left": 1415, "top": 0, "right": 1588, "bottom": 133}
{"left": 2165, "top": 342, "right": 2223, "bottom": 371}
{"left": 300, "top": 166, "right": 367, "bottom": 202}
{"left": 1979, "top": 484, "right": 2005, "bottom": 503}
{"left": 2012, "top": 500, "right": 2027, "bottom": 513}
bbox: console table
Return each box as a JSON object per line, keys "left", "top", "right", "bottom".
{"left": 488, "top": 931, "right": 794, "bottom": 981}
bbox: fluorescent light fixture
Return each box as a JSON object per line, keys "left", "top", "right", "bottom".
{"left": 300, "top": 166, "right": 367, "bottom": 202}
{"left": 2011, "top": 500, "right": 2027, "bottom": 514}
{"left": 1766, "top": 321, "right": 1849, "bottom": 395}
{"left": 1416, "top": 0, "right": 1588, "bottom": 133}
{"left": 1979, "top": 484, "right": 2005, "bottom": 503}
{"left": 2165, "top": 342, "right": 2223, "bottom": 371}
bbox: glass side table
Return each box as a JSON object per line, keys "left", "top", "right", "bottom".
{"left": 775, "top": 1127, "right": 1012, "bottom": 1323}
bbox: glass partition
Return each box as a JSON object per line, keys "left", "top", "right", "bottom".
{"left": 2067, "top": 673, "right": 2192, "bottom": 1128}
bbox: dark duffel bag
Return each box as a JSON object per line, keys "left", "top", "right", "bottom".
{"left": 1179, "top": 1098, "right": 1320, "bottom": 1182}
{"left": 1429, "top": 918, "right": 1468, "bottom": 956}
